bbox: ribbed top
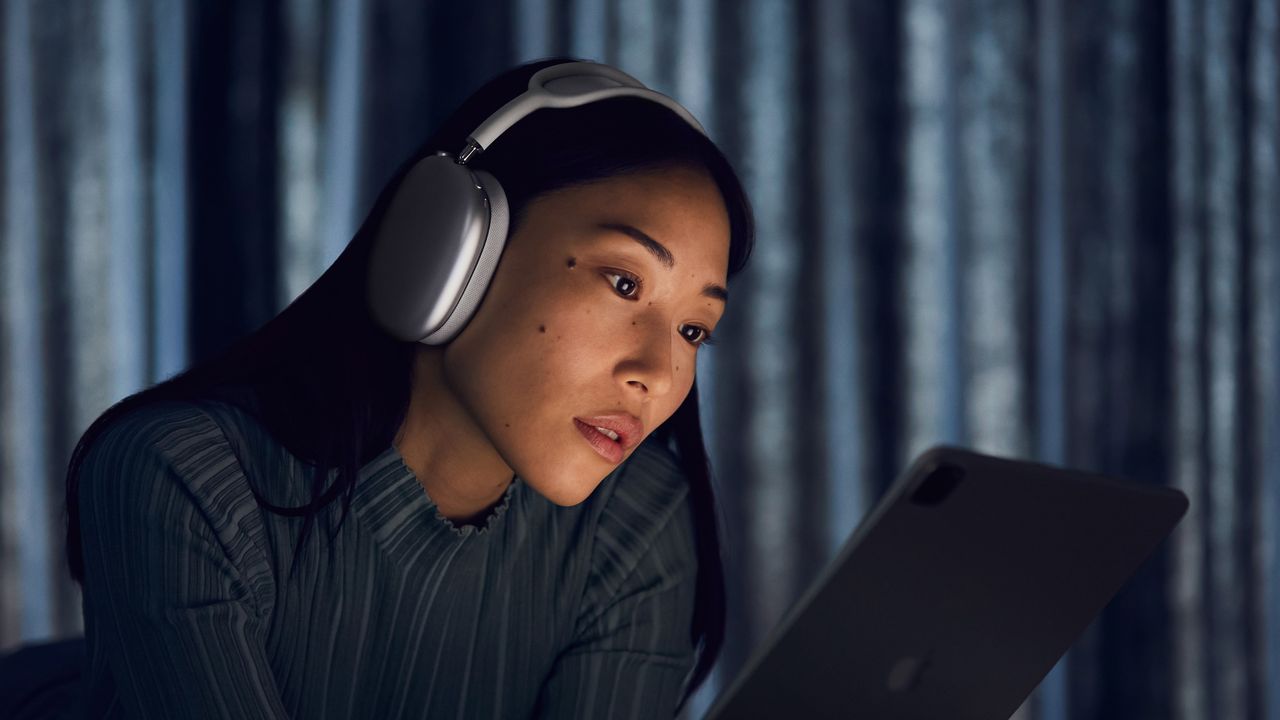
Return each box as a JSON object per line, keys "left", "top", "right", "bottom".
{"left": 77, "top": 399, "right": 698, "bottom": 719}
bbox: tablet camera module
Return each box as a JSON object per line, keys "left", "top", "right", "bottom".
{"left": 909, "top": 463, "right": 966, "bottom": 507}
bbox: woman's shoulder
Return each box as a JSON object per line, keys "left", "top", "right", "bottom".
{"left": 80, "top": 398, "right": 269, "bottom": 524}
{"left": 569, "top": 434, "right": 698, "bottom": 624}
{"left": 77, "top": 398, "right": 279, "bottom": 614}
{"left": 589, "top": 435, "right": 695, "bottom": 559}
{"left": 90, "top": 395, "right": 279, "bottom": 468}
{"left": 614, "top": 435, "right": 689, "bottom": 506}
{"left": 88, "top": 399, "right": 233, "bottom": 471}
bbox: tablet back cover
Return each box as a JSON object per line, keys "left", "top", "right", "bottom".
{"left": 704, "top": 446, "right": 1189, "bottom": 720}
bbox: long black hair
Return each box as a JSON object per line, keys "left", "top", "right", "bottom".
{"left": 64, "top": 57, "right": 754, "bottom": 712}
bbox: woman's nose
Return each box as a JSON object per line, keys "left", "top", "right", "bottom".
{"left": 622, "top": 317, "right": 675, "bottom": 399}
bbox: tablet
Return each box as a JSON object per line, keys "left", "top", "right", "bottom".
{"left": 703, "top": 445, "right": 1189, "bottom": 720}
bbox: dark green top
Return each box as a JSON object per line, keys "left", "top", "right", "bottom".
{"left": 77, "top": 399, "right": 698, "bottom": 719}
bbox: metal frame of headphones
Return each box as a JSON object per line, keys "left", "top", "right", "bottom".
{"left": 365, "top": 61, "right": 710, "bottom": 345}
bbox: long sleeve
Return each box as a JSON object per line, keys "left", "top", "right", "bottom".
{"left": 532, "top": 451, "right": 699, "bottom": 720}
{"left": 78, "top": 406, "right": 290, "bottom": 719}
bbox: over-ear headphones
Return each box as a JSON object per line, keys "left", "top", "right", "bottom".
{"left": 365, "top": 61, "right": 709, "bottom": 345}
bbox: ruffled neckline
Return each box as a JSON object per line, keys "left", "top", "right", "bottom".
{"left": 360, "top": 443, "right": 522, "bottom": 540}
{"left": 424, "top": 469, "right": 522, "bottom": 539}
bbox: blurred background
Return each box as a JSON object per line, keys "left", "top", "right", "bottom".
{"left": 1, "top": 0, "right": 1277, "bottom": 718}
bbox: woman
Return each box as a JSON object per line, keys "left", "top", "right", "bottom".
{"left": 65, "top": 57, "right": 754, "bottom": 719}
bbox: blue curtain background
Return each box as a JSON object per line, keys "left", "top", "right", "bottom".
{"left": 1, "top": 1, "right": 1277, "bottom": 718}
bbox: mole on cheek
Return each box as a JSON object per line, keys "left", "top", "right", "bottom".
{"left": 538, "top": 324, "right": 546, "bottom": 333}
{"left": 566, "top": 257, "right": 576, "bottom": 268}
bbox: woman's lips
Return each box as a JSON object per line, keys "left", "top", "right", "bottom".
{"left": 573, "top": 413, "right": 642, "bottom": 449}
{"left": 574, "top": 418, "right": 624, "bottom": 464}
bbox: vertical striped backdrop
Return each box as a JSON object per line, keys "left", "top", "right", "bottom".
{"left": 1, "top": 1, "right": 1276, "bottom": 718}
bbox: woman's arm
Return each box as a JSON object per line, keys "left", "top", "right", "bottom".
{"left": 78, "top": 410, "right": 290, "bottom": 719}
{"left": 532, "top": 484, "right": 699, "bottom": 719}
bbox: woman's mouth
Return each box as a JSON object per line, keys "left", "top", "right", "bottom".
{"left": 573, "top": 418, "right": 624, "bottom": 464}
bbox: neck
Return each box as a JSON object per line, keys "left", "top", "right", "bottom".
{"left": 393, "top": 347, "right": 515, "bottom": 523}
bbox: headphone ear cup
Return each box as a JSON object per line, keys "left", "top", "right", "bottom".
{"left": 421, "top": 169, "right": 509, "bottom": 344}
{"left": 366, "top": 154, "right": 506, "bottom": 344}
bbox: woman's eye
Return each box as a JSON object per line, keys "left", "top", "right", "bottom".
{"left": 681, "top": 325, "right": 717, "bottom": 348}
{"left": 605, "top": 271, "right": 717, "bottom": 349}
{"left": 604, "top": 272, "right": 640, "bottom": 298}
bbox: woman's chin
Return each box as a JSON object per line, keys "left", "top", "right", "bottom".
{"left": 524, "top": 470, "right": 608, "bottom": 507}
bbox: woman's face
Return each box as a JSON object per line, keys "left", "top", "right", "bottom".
{"left": 439, "top": 165, "right": 731, "bottom": 506}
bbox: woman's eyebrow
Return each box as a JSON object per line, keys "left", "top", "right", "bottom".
{"left": 595, "top": 221, "right": 729, "bottom": 304}
{"left": 597, "top": 222, "right": 674, "bottom": 268}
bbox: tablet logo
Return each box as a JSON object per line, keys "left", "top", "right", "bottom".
{"left": 887, "top": 655, "right": 931, "bottom": 693}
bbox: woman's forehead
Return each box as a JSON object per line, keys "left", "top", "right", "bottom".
{"left": 537, "top": 171, "right": 728, "bottom": 236}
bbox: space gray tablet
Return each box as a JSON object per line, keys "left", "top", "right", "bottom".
{"left": 703, "top": 445, "right": 1189, "bottom": 720}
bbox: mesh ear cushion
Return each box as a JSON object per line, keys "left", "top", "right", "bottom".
{"left": 421, "top": 168, "right": 510, "bottom": 345}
